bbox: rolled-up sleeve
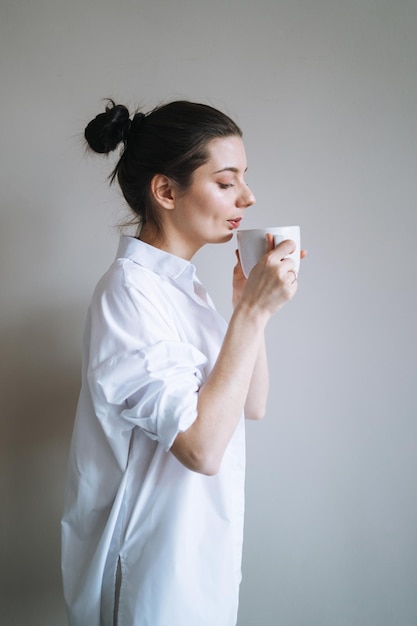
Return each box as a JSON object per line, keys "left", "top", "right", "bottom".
{"left": 85, "top": 266, "right": 208, "bottom": 451}
{"left": 88, "top": 340, "right": 207, "bottom": 450}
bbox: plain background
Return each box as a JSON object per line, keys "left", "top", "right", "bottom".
{"left": 1, "top": 1, "right": 416, "bottom": 625}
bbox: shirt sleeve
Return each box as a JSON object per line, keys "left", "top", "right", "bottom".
{"left": 86, "top": 266, "right": 208, "bottom": 451}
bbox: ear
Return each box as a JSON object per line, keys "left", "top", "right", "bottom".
{"left": 150, "top": 174, "right": 176, "bottom": 210}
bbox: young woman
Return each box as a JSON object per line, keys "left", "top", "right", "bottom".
{"left": 61, "top": 100, "right": 302, "bottom": 626}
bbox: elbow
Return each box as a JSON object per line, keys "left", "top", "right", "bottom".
{"left": 247, "top": 411, "right": 265, "bottom": 421}
{"left": 198, "top": 459, "right": 221, "bottom": 477}
{"left": 182, "top": 449, "right": 221, "bottom": 476}
{"left": 171, "top": 434, "right": 221, "bottom": 476}
{"left": 245, "top": 406, "right": 267, "bottom": 421}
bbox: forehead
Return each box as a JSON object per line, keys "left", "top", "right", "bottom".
{"left": 204, "top": 136, "right": 247, "bottom": 171}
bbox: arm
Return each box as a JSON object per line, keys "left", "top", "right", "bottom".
{"left": 244, "top": 335, "right": 269, "bottom": 420}
{"left": 234, "top": 240, "right": 307, "bottom": 421}
{"left": 232, "top": 247, "right": 269, "bottom": 420}
{"left": 171, "top": 237, "right": 297, "bottom": 475}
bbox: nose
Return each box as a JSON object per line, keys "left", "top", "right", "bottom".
{"left": 237, "top": 184, "right": 256, "bottom": 209}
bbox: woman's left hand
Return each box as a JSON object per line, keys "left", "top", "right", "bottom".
{"left": 233, "top": 244, "right": 308, "bottom": 308}
{"left": 232, "top": 249, "right": 247, "bottom": 308}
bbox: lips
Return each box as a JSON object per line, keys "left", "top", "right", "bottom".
{"left": 227, "top": 218, "right": 242, "bottom": 229}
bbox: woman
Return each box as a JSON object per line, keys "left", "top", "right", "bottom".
{"left": 61, "top": 99, "right": 302, "bottom": 626}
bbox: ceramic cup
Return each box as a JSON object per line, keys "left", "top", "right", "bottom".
{"left": 237, "top": 225, "right": 301, "bottom": 278}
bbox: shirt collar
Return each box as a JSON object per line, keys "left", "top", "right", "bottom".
{"left": 116, "top": 236, "right": 196, "bottom": 281}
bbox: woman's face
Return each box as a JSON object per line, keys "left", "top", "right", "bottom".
{"left": 165, "top": 135, "right": 256, "bottom": 259}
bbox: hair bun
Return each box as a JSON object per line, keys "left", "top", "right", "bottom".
{"left": 84, "top": 100, "right": 131, "bottom": 154}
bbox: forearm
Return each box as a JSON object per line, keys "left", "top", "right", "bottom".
{"left": 171, "top": 303, "right": 269, "bottom": 474}
{"left": 171, "top": 238, "right": 299, "bottom": 475}
{"left": 244, "top": 334, "right": 269, "bottom": 420}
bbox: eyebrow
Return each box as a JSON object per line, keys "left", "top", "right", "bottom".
{"left": 212, "top": 166, "right": 248, "bottom": 174}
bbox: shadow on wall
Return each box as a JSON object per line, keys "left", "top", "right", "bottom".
{"left": 1, "top": 307, "right": 81, "bottom": 626}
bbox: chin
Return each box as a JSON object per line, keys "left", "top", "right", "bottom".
{"left": 203, "top": 231, "right": 234, "bottom": 246}
{"left": 217, "top": 232, "right": 234, "bottom": 244}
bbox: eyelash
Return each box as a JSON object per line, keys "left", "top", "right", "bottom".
{"left": 218, "top": 183, "right": 234, "bottom": 189}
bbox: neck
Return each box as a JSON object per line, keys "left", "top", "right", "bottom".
{"left": 138, "top": 223, "right": 201, "bottom": 261}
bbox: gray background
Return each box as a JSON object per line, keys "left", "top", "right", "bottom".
{"left": 1, "top": 1, "right": 416, "bottom": 625}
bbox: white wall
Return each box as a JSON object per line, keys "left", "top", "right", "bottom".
{"left": 2, "top": 1, "right": 416, "bottom": 624}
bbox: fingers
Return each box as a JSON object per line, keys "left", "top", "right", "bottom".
{"left": 233, "top": 249, "right": 246, "bottom": 283}
{"left": 234, "top": 249, "right": 244, "bottom": 273}
{"left": 266, "top": 239, "right": 297, "bottom": 281}
{"left": 279, "top": 258, "right": 297, "bottom": 284}
{"left": 262, "top": 250, "right": 297, "bottom": 287}
{"left": 287, "top": 268, "right": 297, "bottom": 284}
{"left": 265, "top": 233, "right": 275, "bottom": 252}
{"left": 271, "top": 238, "right": 297, "bottom": 257}
{"left": 242, "top": 245, "right": 298, "bottom": 314}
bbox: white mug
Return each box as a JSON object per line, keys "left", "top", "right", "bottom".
{"left": 237, "top": 226, "right": 301, "bottom": 278}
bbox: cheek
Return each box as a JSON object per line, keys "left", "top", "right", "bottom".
{"left": 193, "top": 190, "right": 221, "bottom": 216}
{"left": 183, "top": 185, "right": 229, "bottom": 223}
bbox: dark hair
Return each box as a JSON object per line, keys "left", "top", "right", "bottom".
{"left": 84, "top": 99, "right": 242, "bottom": 233}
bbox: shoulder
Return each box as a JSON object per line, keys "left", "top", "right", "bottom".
{"left": 90, "top": 258, "right": 164, "bottom": 315}
{"left": 88, "top": 258, "right": 177, "bottom": 340}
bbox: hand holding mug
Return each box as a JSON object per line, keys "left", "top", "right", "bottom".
{"left": 237, "top": 226, "right": 301, "bottom": 278}
{"left": 235, "top": 225, "right": 305, "bottom": 315}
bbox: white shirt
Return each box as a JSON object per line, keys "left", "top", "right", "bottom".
{"left": 61, "top": 236, "right": 246, "bottom": 626}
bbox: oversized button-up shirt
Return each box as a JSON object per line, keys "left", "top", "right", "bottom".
{"left": 61, "top": 236, "right": 246, "bottom": 626}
